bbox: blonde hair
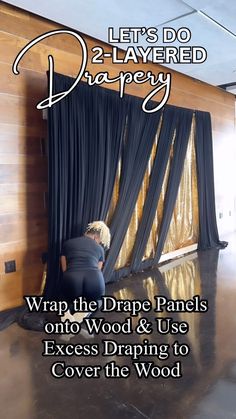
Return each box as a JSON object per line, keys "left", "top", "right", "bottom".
{"left": 86, "top": 221, "right": 111, "bottom": 249}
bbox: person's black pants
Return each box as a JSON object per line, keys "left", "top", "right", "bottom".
{"left": 61, "top": 269, "right": 105, "bottom": 314}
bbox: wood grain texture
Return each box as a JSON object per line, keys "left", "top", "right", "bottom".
{"left": 0, "top": 265, "right": 44, "bottom": 310}
{"left": 0, "top": 2, "right": 235, "bottom": 310}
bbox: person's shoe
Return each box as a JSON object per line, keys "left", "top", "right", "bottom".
{"left": 72, "top": 311, "right": 90, "bottom": 324}
{"left": 61, "top": 309, "right": 74, "bottom": 323}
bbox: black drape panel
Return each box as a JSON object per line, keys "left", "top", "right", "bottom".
{"left": 130, "top": 106, "right": 181, "bottom": 273}
{"left": 45, "top": 74, "right": 127, "bottom": 298}
{"left": 103, "top": 97, "right": 161, "bottom": 282}
{"left": 153, "top": 108, "right": 194, "bottom": 263}
{"left": 195, "top": 111, "right": 228, "bottom": 250}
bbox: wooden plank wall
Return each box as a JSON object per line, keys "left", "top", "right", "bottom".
{"left": 0, "top": 2, "right": 235, "bottom": 310}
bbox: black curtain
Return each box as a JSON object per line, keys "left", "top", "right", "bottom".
{"left": 195, "top": 111, "right": 227, "bottom": 250}
{"left": 44, "top": 74, "right": 127, "bottom": 298}
{"left": 153, "top": 108, "right": 193, "bottom": 263}
{"left": 45, "top": 73, "right": 225, "bottom": 297}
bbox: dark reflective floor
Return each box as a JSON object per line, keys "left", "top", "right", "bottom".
{"left": 0, "top": 233, "right": 236, "bottom": 419}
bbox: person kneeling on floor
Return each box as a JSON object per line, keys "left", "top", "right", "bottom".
{"left": 60, "top": 220, "right": 110, "bottom": 326}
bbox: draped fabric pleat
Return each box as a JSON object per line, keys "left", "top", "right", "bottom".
{"left": 153, "top": 108, "right": 194, "bottom": 263}
{"left": 44, "top": 73, "right": 225, "bottom": 297}
{"left": 195, "top": 111, "right": 227, "bottom": 250}
{"left": 130, "top": 106, "right": 185, "bottom": 273}
{"left": 103, "top": 98, "right": 162, "bottom": 282}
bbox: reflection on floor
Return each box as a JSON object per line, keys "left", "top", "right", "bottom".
{"left": 0, "top": 233, "right": 236, "bottom": 419}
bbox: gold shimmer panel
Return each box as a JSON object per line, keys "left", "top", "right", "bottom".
{"left": 163, "top": 117, "right": 199, "bottom": 254}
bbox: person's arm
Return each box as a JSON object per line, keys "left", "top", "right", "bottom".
{"left": 98, "top": 246, "right": 105, "bottom": 270}
{"left": 98, "top": 261, "right": 103, "bottom": 270}
{"left": 61, "top": 255, "right": 67, "bottom": 272}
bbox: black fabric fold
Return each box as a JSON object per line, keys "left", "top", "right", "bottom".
{"left": 130, "top": 106, "right": 180, "bottom": 273}
{"left": 153, "top": 108, "right": 194, "bottom": 263}
{"left": 44, "top": 74, "right": 127, "bottom": 298}
{"left": 103, "top": 97, "right": 162, "bottom": 282}
{"left": 195, "top": 111, "right": 228, "bottom": 250}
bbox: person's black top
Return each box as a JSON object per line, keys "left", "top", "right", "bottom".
{"left": 61, "top": 236, "right": 105, "bottom": 272}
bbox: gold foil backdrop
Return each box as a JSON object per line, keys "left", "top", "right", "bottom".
{"left": 106, "top": 114, "right": 199, "bottom": 271}
{"left": 162, "top": 117, "right": 199, "bottom": 254}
